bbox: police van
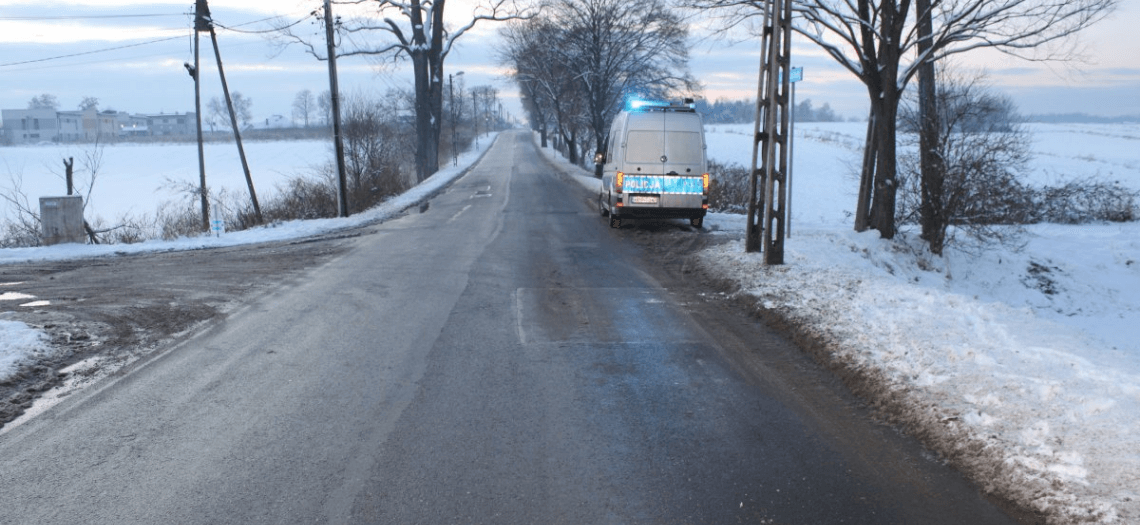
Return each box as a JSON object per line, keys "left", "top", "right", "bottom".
{"left": 597, "top": 99, "right": 709, "bottom": 229}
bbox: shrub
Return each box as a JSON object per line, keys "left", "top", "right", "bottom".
{"left": 707, "top": 159, "right": 752, "bottom": 214}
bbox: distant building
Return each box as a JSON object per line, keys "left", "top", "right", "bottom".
{"left": 82, "top": 108, "right": 119, "bottom": 142}
{"left": 57, "top": 110, "right": 84, "bottom": 142}
{"left": 118, "top": 113, "right": 149, "bottom": 138}
{"left": 249, "top": 114, "right": 290, "bottom": 130}
{"left": 1, "top": 108, "right": 60, "bottom": 143}
{"left": 144, "top": 112, "right": 196, "bottom": 136}
{"left": 0, "top": 108, "right": 197, "bottom": 143}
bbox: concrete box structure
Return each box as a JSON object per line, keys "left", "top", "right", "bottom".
{"left": 40, "top": 196, "right": 86, "bottom": 245}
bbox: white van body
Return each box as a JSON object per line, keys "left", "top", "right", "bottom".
{"left": 598, "top": 101, "right": 709, "bottom": 228}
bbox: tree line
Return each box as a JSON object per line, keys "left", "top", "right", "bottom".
{"left": 500, "top": 0, "right": 696, "bottom": 168}
{"left": 695, "top": 98, "right": 845, "bottom": 124}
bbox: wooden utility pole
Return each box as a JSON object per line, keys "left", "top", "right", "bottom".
{"left": 195, "top": 0, "right": 262, "bottom": 224}
{"left": 193, "top": 0, "right": 209, "bottom": 231}
{"left": 916, "top": 0, "right": 945, "bottom": 254}
{"left": 745, "top": 0, "right": 793, "bottom": 264}
{"left": 855, "top": 111, "right": 877, "bottom": 232}
{"left": 324, "top": 0, "right": 349, "bottom": 217}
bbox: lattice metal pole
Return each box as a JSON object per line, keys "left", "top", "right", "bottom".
{"left": 745, "top": 0, "right": 792, "bottom": 264}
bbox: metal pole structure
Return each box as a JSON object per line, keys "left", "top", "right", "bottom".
{"left": 193, "top": 0, "right": 209, "bottom": 231}
{"left": 788, "top": 70, "right": 799, "bottom": 238}
{"left": 202, "top": 0, "right": 261, "bottom": 223}
{"left": 473, "top": 90, "right": 479, "bottom": 148}
{"left": 745, "top": 0, "right": 775, "bottom": 254}
{"left": 764, "top": 0, "right": 793, "bottom": 264}
{"left": 324, "top": 0, "right": 349, "bottom": 217}
{"left": 746, "top": 0, "right": 792, "bottom": 263}
{"left": 450, "top": 74, "right": 456, "bottom": 166}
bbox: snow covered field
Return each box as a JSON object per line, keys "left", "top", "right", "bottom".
{"left": 0, "top": 139, "right": 333, "bottom": 224}
{"left": 2, "top": 122, "right": 1138, "bottom": 524}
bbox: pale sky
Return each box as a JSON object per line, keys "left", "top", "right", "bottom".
{"left": 1, "top": 0, "right": 1137, "bottom": 125}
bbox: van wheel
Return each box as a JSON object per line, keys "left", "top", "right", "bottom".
{"left": 610, "top": 216, "right": 621, "bottom": 229}
{"left": 690, "top": 216, "right": 704, "bottom": 229}
{"left": 598, "top": 192, "right": 609, "bottom": 216}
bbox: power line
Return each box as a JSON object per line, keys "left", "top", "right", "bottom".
{"left": 0, "top": 14, "right": 184, "bottom": 21}
{"left": 212, "top": 13, "right": 313, "bottom": 35}
{"left": 0, "top": 36, "right": 184, "bottom": 68}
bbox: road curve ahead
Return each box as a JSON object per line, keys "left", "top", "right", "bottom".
{"left": 0, "top": 131, "right": 1019, "bottom": 524}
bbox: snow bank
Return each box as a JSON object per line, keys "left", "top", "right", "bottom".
{"left": 696, "top": 227, "right": 1139, "bottom": 524}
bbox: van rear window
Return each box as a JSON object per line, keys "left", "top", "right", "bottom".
{"left": 625, "top": 131, "right": 702, "bottom": 165}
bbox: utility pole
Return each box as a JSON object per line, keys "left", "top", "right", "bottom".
{"left": 745, "top": 0, "right": 792, "bottom": 264}
{"left": 196, "top": 0, "right": 262, "bottom": 224}
{"left": 916, "top": 0, "right": 944, "bottom": 253}
{"left": 193, "top": 0, "right": 209, "bottom": 231}
{"left": 449, "top": 73, "right": 457, "bottom": 166}
{"left": 324, "top": 0, "right": 349, "bottom": 217}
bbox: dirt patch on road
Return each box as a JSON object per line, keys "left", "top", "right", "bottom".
{"left": 0, "top": 231, "right": 361, "bottom": 429}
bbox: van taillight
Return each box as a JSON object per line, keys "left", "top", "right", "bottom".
{"left": 616, "top": 171, "right": 624, "bottom": 193}
{"left": 702, "top": 173, "right": 710, "bottom": 193}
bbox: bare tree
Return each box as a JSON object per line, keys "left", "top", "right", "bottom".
{"left": 686, "top": 0, "right": 1118, "bottom": 239}
{"left": 26, "top": 94, "right": 59, "bottom": 110}
{"left": 514, "top": 69, "right": 551, "bottom": 147}
{"left": 501, "top": 16, "right": 593, "bottom": 164}
{"left": 231, "top": 92, "right": 253, "bottom": 129}
{"left": 503, "top": 0, "right": 694, "bottom": 168}
{"left": 207, "top": 92, "right": 253, "bottom": 131}
{"left": 898, "top": 69, "right": 1032, "bottom": 254}
{"left": 318, "top": 89, "right": 333, "bottom": 127}
{"left": 78, "top": 96, "right": 100, "bottom": 111}
{"left": 207, "top": 97, "right": 229, "bottom": 131}
{"left": 339, "top": 93, "right": 415, "bottom": 210}
{"left": 0, "top": 170, "right": 43, "bottom": 247}
{"left": 277, "top": 0, "right": 536, "bottom": 182}
{"left": 293, "top": 89, "right": 316, "bottom": 127}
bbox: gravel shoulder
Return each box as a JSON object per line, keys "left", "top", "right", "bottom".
{"left": 0, "top": 230, "right": 362, "bottom": 428}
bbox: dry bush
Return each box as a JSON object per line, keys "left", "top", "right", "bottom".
{"left": 1032, "top": 177, "right": 1137, "bottom": 224}
{"left": 707, "top": 159, "right": 752, "bottom": 214}
{"left": 262, "top": 173, "right": 339, "bottom": 222}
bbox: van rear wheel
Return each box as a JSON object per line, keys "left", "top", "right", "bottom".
{"left": 610, "top": 215, "right": 621, "bottom": 229}
{"left": 690, "top": 216, "right": 704, "bottom": 229}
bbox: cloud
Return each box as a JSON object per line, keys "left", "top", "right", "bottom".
{"left": 0, "top": 20, "right": 185, "bottom": 43}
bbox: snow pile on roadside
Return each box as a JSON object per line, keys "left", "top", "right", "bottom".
{"left": 696, "top": 222, "right": 1140, "bottom": 525}
{"left": 0, "top": 319, "right": 49, "bottom": 383}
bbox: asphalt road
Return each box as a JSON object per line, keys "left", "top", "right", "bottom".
{"left": 0, "top": 131, "right": 1022, "bottom": 524}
